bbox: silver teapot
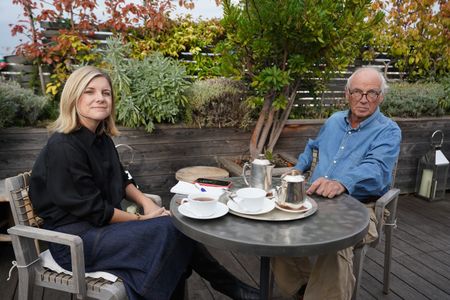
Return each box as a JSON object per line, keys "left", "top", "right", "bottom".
{"left": 242, "top": 154, "right": 274, "bottom": 192}
{"left": 276, "top": 170, "right": 306, "bottom": 209}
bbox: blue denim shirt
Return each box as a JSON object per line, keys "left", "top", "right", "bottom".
{"left": 294, "top": 108, "right": 401, "bottom": 201}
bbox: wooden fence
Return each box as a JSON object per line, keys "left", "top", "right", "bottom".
{"left": 1, "top": 117, "right": 449, "bottom": 204}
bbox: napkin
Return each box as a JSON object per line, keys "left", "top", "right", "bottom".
{"left": 40, "top": 249, "right": 118, "bottom": 282}
{"left": 170, "top": 181, "right": 226, "bottom": 197}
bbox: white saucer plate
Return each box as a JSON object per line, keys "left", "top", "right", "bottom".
{"left": 275, "top": 198, "right": 313, "bottom": 213}
{"left": 178, "top": 202, "right": 229, "bottom": 219}
{"left": 227, "top": 197, "right": 275, "bottom": 215}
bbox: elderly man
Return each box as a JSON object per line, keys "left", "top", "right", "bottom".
{"left": 272, "top": 67, "right": 401, "bottom": 299}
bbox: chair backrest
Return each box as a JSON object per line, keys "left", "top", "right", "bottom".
{"left": 115, "top": 143, "right": 135, "bottom": 169}
{"left": 6, "top": 172, "right": 42, "bottom": 228}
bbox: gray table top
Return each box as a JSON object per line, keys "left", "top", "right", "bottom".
{"left": 170, "top": 177, "right": 369, "bottom": 257}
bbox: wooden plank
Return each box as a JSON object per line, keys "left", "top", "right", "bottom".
{"left": 395, "top": 222, "right": 450, "bottom": 251}
{"left": 359, "top": 270, "right": 401, "bottom": 299}
{"left": 414, "top": 252, "right": 450, "bottom": 281}
{"left": 395, "top": 254, "right": 450, "bottom": 294}
{"left": 364, "top": 251, "right": 436, "bottom": 299}
{"left": 186, "top": 271, "right": 218, "bottom": 299}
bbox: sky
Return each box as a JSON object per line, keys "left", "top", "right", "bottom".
{"left": 0, "top": 0, "right": 223, "bottom": 58}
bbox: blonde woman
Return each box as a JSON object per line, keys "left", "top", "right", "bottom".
{"left": 29, "top": 66, "right": 259, "bottom": 300}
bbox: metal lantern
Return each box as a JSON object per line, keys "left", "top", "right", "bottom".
{"left": 415, "top": 130, "right": 449, "bottom": 201}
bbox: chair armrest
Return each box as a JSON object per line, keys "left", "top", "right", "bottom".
{"left": 8, "top": 225, "right": 86, "bottom": 296}
{"left": 375, "top": 188, "right": 400, "bottom": 209}
{"left": 143, "top": 193, "right": 162, "bottom": 207}
{"left": 374, "top": 188, "right": 400, "bottom": 229}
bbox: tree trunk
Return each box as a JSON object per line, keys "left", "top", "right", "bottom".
{"left": 249, "top": 94, "right": 273, "bottom": 158}
{"left": 267, "top": 81, "right": 300, "bottom": 152}
{"left": 250, "top": 81, "right": 301, "bottom": 157}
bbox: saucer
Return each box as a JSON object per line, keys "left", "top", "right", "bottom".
{"left": 275, "top": 198, "right": 313, "bottom": 213}
{"left": 227, "top": 197, "right": 275, "bottom": 215}
{"left": 178, "top": 202, "right": 229, "bottom": 219}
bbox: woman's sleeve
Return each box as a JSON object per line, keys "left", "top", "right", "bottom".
{"left": 46, "top": 141, "right": 115, "bottom": 226}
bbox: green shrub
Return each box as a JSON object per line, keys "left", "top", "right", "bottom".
{"left": 104, "top": 38, "right": 190, "bottom": 132}
{"left": 381, "top": 81, "right": 450, "bottom": 118}
{"left": 184, "top": 78, "right": 252, "bottom": 128}
{"left": 0, "top": 80, "right": 49, "bottom": 127}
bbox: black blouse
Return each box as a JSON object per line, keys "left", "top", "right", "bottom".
{"left": 29, "top": 127, "right": 132, "bottom": 228}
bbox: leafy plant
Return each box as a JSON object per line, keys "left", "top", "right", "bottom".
{"left": 126, "top": 16, "right": 225, "bottom": 78}
{"left": 184, "top": 77, "right": 252, "bottom": 128}
{"left": 219, "top": 0, "right": 384, "bottom": 157}
{"left": 366, "top": 1, "right": 449, "bottom": 81}
{"left": 381, "top": 81, "right": 450, "bottom": 118}
{"left": 0, "top": 80, "right": 49, "bottom": 127}
{"left": 104, "top": 38, "right": 190, "bottom": 132}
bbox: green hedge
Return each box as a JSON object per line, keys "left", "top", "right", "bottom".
{"left": 381, "top": 80, "right": 450, "bottom": 118}
{"left": 0, "top": 80, "right": 50, "bottom": 127}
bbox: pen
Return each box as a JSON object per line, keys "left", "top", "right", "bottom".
{"left": 194, "top": 183, "right": 207, "bottom": 192}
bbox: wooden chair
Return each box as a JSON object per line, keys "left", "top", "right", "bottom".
{"left": 6, "top": 172, "right": 127, "bottom": 300}
{"left": 115, "top": 143, "right": 162, "bottom": 209}
{"left": 305, "top": 149, "right": 400, "bottom": 299}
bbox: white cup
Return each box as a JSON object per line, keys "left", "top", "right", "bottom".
{"left": 235, "top": 187, "right": 266, "bottom": 212}
{"left": 181, "top": 193, "right": 219, "bottom": 217}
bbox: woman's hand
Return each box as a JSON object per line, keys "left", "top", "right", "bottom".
{"left": 139, "top": 206, "right": 171, "bottom": 220}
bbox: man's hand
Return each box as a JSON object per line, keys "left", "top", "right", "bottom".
{"left": 307, "top": 177, "right": 346, "bottom": 198}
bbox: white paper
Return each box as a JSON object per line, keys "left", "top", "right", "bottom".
{"left": 170, "top": 181, "right": 226, "bottom": 197}
{"left": 40, "top": 250, "right": 118, "bottom": 281}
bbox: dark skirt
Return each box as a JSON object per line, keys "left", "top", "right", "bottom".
{"left": 47, "top": 216, "right": 194, "bottom": 300}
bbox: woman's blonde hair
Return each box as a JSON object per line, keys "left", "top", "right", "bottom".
{"left": 49, "top": 66, "right": 120, "bottom": 136}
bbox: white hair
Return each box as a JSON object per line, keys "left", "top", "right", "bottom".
{"left": 346, "top": 67, "right": 389, "bottom": 94}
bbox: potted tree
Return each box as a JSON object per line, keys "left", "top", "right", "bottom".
{"left": 215, "top": 0, "right": 383, "bottom": 174}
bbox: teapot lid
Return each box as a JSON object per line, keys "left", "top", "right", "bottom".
{"left": 253, "top": 154, "right": 271, "bottom": 165}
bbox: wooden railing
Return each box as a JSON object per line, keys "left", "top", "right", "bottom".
{"left": 1, "top": 117, "right": 449, "bottom": 204}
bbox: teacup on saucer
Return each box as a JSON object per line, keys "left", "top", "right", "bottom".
{"left": 181, "top": 193, "right": 219, "bottom": 217}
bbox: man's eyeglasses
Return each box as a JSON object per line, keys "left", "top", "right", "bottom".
{"left": 349, "top": 89, "right": 382, "bottom": 102}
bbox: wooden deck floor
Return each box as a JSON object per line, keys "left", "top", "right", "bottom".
{"left": 1, "top": 193, "right": 449, "bottom": 300}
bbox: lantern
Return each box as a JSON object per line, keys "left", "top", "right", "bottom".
{"left": 415, "top": 130, "right": 449, "bottom": 201}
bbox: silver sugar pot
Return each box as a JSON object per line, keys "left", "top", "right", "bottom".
{"left": 276, "top": 170, "right": 306, "bottom": 209}
{"left": 242, "top": 154, "right": 274, "bottom": 192}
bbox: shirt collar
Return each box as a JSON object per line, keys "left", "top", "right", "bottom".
{"left": 74, "top": 126, "right": 102, "bottom": 146}
{"left": 345, "top": 107, "right": 381, "bottom": 130}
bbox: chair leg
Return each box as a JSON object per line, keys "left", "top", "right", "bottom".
{"left": 383, "top": 221, "right": 394, "bottom": 294}
{"left": 17, "top": 267, "right": 39, "bottom": 300}
{"left": 352, "top": 245, "right": 368, "bottom": 300}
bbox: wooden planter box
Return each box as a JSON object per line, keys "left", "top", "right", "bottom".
{"left": 216, "top": 152, "right": 299, "bottom": 177}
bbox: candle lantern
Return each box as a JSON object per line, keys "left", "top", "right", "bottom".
{"left": 415, "top": 130, "right": 449, "bottom": 201}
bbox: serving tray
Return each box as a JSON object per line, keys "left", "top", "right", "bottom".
{"left": 219, "top": 194, "right": 318, "bottom": 221}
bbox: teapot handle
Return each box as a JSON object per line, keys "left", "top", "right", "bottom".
{"left": 242, "top": 162, "right": 251, "bottom": 186}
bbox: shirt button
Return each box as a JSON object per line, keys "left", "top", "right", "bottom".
{"left": 348, "top": 131, "right": 352, "bottom": 135}
{"left": 340, "top": 146, "right": 344, "bottom": 150}
{"left": 333, "top": 160, "right": 337, "bottom": 164}
{"left": 325, "top": 176, "right": 328, "bottom": 178}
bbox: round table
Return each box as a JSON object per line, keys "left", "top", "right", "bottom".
{"left": 170, "top": 177, "right": 369, "bottom": 299}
